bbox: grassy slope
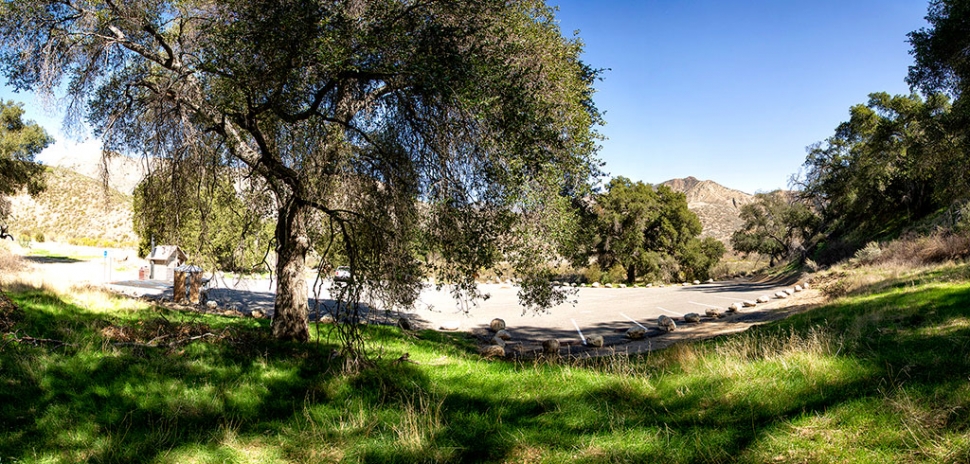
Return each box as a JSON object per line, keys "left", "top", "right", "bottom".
{"left": 2, "top": 264, "right": 970, "bottom": 463}
{"left": 7, "top": 166, "right": 135, "bottom": 247}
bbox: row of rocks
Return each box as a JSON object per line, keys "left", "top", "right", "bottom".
{"left": 480, "top": 317, "right": 572, "bottom": 358}
{"left": 615, "top": 280, "right": 813, "bottom": 339}
{"left": 581, "top": 278, "right": 716, "bottom": 289}
{"left": 477, "top": 281, "right": 812, "bottom": 359}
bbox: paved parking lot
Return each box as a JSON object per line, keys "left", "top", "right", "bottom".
{"left": 10, "top": 244, "right": 806, "bottom": 350}
{"left": 404, "top": 280, "right": 803, "bottom": 343}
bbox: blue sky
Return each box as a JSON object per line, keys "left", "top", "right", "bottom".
{"left": 3, "top": 0, "right": 931, "bottom": 194}
{"left": 552, "top": 0, "right": 930, "bottom": 193}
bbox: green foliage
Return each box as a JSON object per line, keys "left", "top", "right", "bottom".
{"left": 592, "top": 178, "right": 723, "bottom": 283}
{"left": 908, "top": 0, "right": 970, "bottom": 111}
{"left": 731, "top": 191, "right": 819, "bottom": 266}
{"left": 133, "top": 168, "right": 274, "bottom": 274}
{"left": 0, "top": 100, "right": 52, "bottom": 220}
{"left": 791, "top": 2, "right": 970, "bottom": 266}
{"left": 0, "top": 0, "right": 603, "bottom": 343}
{"left": 799, "top": 92, "right": 961, "bottom": 263}
{"left": 6, "top": 264, "right": 970, "bottom": 462}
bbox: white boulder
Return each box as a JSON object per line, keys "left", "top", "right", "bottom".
{"left": 440, "top": 321, "right": 461, "bottom": 331}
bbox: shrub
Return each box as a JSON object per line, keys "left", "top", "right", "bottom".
{"left": 853, "top": 241, "right": 882, "bottom": 265}
{"left": 582, "top": 264, "right": 602, "bottom": 284}
{"left": 603, "top": 263, "right": 627, "bottom": 284}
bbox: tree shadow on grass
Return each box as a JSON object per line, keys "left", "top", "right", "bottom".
{"left": 22, "top": 255, "right": 85, "bottom": 264}
{"left": 0, "top": 288, "right": 366, "bottom": 463}
{"left": 4, "top": 283, "right": 970, "bottom": 463}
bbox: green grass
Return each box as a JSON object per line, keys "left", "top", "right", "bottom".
{"left": 3, "top": 264, "right": 970, "bottom": 463}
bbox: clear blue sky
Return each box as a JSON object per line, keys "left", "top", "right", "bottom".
{"left": 3, "top": 0, "right": 931, "bottom": 194}
{"left": 552, "top": 0, "right": 930, "bottom": 193}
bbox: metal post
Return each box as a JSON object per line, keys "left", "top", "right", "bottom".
{"left": 149, "top": 235, "right": 155, "bottom": 280}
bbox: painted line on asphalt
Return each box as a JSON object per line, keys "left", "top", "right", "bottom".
{"left": 571, "top": 319, "right": 587, "bottom": 345}
{"left": 688, "top": 301, "right": 721, "bottom": 308}
{"left": 657, "top": 306, "right": 683, "bottom": 317}
{"left": 619, "top": 312, "right": 648, "bottom": 330}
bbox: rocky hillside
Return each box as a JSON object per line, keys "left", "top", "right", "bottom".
{"left": 45, "top": 149, "right": 147, "bottom": 195}
{"left": 6, "top": 166, "right": 136, "bottom": 247}
{"left": 661, "top": 177, "right": 754, "bottom": 248}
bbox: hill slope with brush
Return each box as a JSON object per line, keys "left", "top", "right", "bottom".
{"left": 662, "top": 176, "right": 755, "bottom": 248}
{"left": 6, "top": 166, "right": 135, "bottom": 247}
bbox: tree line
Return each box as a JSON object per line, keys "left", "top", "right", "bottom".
{"left": 732, "top": 0, "right": 970, "bottom": 266}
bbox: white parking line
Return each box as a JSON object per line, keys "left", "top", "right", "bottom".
{"left": 657, "top": 306, "right": 683, "bottom": 317}
{"left": 571, "top": 319, "right": 587, "bottom": 345}
{"left": 688, "top": 301, "right": 721, "bottom": 308}
{"left": 619, "top": 312, "right": 648, "bottom": 330}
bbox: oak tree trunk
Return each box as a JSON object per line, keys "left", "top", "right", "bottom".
{"left": 271, "top": 198, "right": 310, "bottom": 342}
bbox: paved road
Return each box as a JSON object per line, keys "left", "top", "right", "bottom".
{"left": 110, "top": 275, "right": 796, "bottom": 342}
{"left": 11, "top": 244, "right": 799, "bottom": 344}
{"left": 403, "top": 280, "right": 798, "bottom": 342}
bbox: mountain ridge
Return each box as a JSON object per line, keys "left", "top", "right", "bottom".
{"left": 661, "top": 176, "right": 754, "bottom": 248}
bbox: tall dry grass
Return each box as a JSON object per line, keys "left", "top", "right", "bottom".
{"left": 858, "top": 232, "right": 970, "bottom": 267}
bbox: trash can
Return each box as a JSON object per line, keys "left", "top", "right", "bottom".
{"left": 138, "top": 266, "right": 149, "bottom": 280}
{"left": 174, "top": 265, "right": 204, "bottom": 304}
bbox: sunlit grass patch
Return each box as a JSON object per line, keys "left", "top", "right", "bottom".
{"left": 4, "top": 266, "right": 970, "bottom": 462}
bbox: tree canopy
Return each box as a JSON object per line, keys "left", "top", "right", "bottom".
{"left": 731, "top": 191, "right": 818, "bottom": 266}
{"left": 0, "top": 100, "right": 53, "bottom": 220}
{"left": 0, "top": 0, "right": 603, "bottom": 348}
{"left": 789, "top": 0, "right": 970, "bottom": 264}
{"left": 592, "top": 177, "right": 724, "bottom": 283}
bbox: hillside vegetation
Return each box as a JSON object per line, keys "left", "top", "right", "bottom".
{"left": 7, "top": 166, "right": 136, "bottom": 247}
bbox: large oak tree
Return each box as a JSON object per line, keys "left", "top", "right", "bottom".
{"left": 0, "top": 0, "right": 602, "bottom": 344}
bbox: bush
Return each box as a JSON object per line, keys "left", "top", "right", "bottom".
{"left": 602, "top": 264, "right": 626, "bottom": 284}
{"left": 853, "top": 241, "right": 882, "bottom": 265}
{"left": 582, "top": 264, "right": 602, "bottom": 284}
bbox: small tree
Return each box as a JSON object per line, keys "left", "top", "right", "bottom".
{"left": 591, "top": 177, "right": 658, "bottom": 283}
{"left": 731, "top": 191, "right": 818, "bottom": 266}
{"left": 0, "top": 100, "right": 53, "bottom": 235}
